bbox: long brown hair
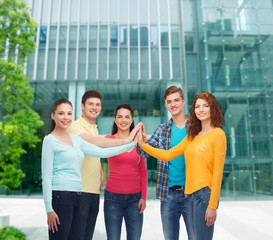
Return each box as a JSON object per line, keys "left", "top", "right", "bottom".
{"left": 112, "top": 104, "right": 135, "bottom": 135}
{"left": 187, "top": 92, "right": 225, "bottom": 140}
{"left": 50, "top": 99, "right": 73, "bottom": 132}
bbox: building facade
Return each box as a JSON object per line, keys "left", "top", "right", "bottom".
{"left": 15, "top": 0, "right": 273, "bottom": 199}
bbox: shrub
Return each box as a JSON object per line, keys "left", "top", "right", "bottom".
{"left": 0, "top": 226, "right": 26, "bottom": 240}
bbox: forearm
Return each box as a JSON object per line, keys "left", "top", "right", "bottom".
{"left": 80, "top": 133, "right": 130, "bottom": 147}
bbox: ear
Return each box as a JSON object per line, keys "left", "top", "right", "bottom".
{"left": 81, "top": 103, "right": 84, "bottom": 112}
{"left": 51, "top": 112, "right": 54, "bottom": 121}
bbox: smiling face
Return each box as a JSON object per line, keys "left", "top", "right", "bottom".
{"left": 114, "top": 108, "right": 133, "bottom": 132}
{"left": 194, "top": 98, "right": 211, "bottom": 123}
{"left": 165, "top": 92, "right": 185, "bottom": 117}
{"left": 51, "top": 103, "right": 73, "bottom": 130}
{"left": 81, "top": 97, "right": 102, "bottom": 124}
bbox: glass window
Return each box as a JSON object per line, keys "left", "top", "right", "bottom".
{"left": 130, "top": 0, "right": 138, "bottom": 25}
{"left": 39, "top": 26, "right": 47, "bottom": 48}
{"left": 120, "top": 0, "right": 128, "bottom": 25}
{"left": 141, "top": 48, "right": 149, "bottom": 79}
{"left": 120, "top": 48, "right": 128, "bottom": 79}
{"left": 79, "top": 26, "right": 87, "bottom": 48}
{"left": 70, "top": 0, "right": 79, "bottom": 24}
{"left": 88, "top": 48, "right": 97, "bottom": 79}
{"left": 47, "top": 49, "right": 55, "bottom": 80}
{"left": 80, "top": 0, "right": 89, "bottom": 24}
{"left": 130, "top": 48, "right": 138, "bottom": 79}
{"left": 161, "top": 48, "right": 170, "bottom": 79}
{"left": 160, "top": 25, "right": 169, "bottom": 46}
{"left": 151, "top": 47, "right": 159, "bottom": 79}
{"left": 150, "top": 0, "right": 158, "bottom": 25}
{"left": 49, "top": 26, "right": 57, "bottom": 48}
{"left": 90, "top": 0, "right": 99, "bottom": 23}
{"left": 140, "top": 0, "right": 148, "bottom": 24}
{"left": 140, "top": 26, "right": 148, "bottom": 47}
{"left": 99, "top": 48, "right": 107, "bottom": 79}
{"left": 120, "top": 26, "right": 128, "bottom": 46}
{"left": 41, "top": 0, "right": 50, "bottom": 25}
{"left": 100, "top": 0, "right": 108, "bottom": 24}
{"left": 172, "top": 48, "right": 181, "bottom": 79}
{"left": 109, "top": 48, "right": 117, "bottom": 79}
{"left": 60, "top": 0, "right": 69, "bottom": 24}
{"left": 110, "top": 0, "right": 118, "bottom": 23}
{"left": 150, "top": 25, "right": 158, "bottom": 46}
{"left": 160, "top": 0, "right": 168, "bottom": 25}
{"left": 110, "top": 25, "right": 118, "bottom": 47}
{"left": 99, "top": 25, "right": 108, "bottom": 48}
{"left": 50, "top": 0, "right": 59, "bottom": 24}
{"left": 78, "top": 48, "right": 87, "bottom": 80}
{"left": 170, "top": 0, "right": 180, "bottom": 24}
{"left": 171, "top": 26, "right": 180, "bottom": 47}
{"left": 27, "top": 53, "right": 35, "bottom": 80}
{"left": 37, "top": 49, "right": 45, "bottom": 80}
{"left": 32, "top": 0, "right": 41, "bottom": 21}
{"left": 89, "top": 26, "right": 98, "bottom": 47}
{"left": 130, "top": 25, "right": 138, "bottom": 46}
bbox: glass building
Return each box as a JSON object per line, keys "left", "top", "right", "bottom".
{"left": 10, "top": 0, "right": 273, "bottom": 199}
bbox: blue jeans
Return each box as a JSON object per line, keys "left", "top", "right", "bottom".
{"left": 104, "top": 189, "right": 143, "bottom": 240}
{"left": 80, "top": 192, "right": 100, "bottom": 240}
{"left": 49, "top": 191, "right": 82, "bottom": 240}
{"left": 190, "top": 187, "right": 214, "bottom": 240}
{"left": 161, "top": 188, "right": 195, "bottom": 240}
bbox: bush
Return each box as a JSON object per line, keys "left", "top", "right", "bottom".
{"left": 0, "top": 226, "right": 26, "bottom": 240}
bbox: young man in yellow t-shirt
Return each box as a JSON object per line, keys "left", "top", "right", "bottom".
{"left": 67, "top": 90, "right": 136, "bottom": 240}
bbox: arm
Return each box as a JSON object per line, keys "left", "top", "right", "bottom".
{"left": 41, "top": 137, "right": 60, "bottom": 232}
{"left": 140, "top": 135, "right": 189, "bottom": 162}
{"left": 79, "top": 123, "right": 141, "bottom": 147}
{"left": 138, "top": 156, "right": 148, "bottom": 214}
{"left": 79, "top": 136, "right": 135, "bottom": 158}
{"left": 208, "top": 131, "right": 227, "bottom": 209}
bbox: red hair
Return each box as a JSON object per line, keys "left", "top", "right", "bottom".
{"left": 187, "top": 92, "right": 225, "bottom": 140}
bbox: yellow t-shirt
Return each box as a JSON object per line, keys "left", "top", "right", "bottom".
{"left": 142, "top": 128, "right": 227, "bottom": 209}
{"left": 67, "top": 116, "right": 101, "bottom": 194}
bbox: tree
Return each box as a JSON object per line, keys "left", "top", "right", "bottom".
{"left": 0, "top": 0, "right": 43, "bottom": 189}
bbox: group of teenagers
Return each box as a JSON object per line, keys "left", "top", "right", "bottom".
{"left": 42, "top": 86, "right": 227, "bottom": 240}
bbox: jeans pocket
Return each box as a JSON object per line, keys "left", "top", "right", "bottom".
{"left": 192, "top": 187, "right": 211, "bottom": 205}
{"left": 104, "top": 190, "right": 116, "bottom": 202}
{"left": 132, "top": 192, "right": 141, "bottom": 200}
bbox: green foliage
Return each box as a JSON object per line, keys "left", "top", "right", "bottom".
{"left": 0, "top": 226, "right": 26, "bottom": 240}
{"left": 0, "top": 0, "right": 43, "bottom": 189}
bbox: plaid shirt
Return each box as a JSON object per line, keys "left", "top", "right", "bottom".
{"left": 136, "top": 119, "right": 173, "bottom": 201}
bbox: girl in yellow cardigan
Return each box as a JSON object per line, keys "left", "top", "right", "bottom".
{"left": 138, "top": 92, "right": 226, "bottom": 240}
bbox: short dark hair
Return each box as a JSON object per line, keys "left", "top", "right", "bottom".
{"left": 164, "top": 86, "right": 184, "bottom": 100}
{"left": 81, "top": 90, "right": 102, "bottom": 105}
{"left": 112, "top": 104, "right": 135, "bottom": 135}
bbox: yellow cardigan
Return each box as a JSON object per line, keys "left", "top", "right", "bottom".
{"left": 142, "top": 128, "right": 227, "bottom": 209}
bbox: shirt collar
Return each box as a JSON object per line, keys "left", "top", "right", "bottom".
{"left": 78, "top": 116, "right": 98, "bottom": 129}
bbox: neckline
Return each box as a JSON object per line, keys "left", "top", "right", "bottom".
{"left": 196, "top": 128, "right": 218, "bottom": 138}
{"left": 49, "top": 133, "right": 74, "bottom": 148}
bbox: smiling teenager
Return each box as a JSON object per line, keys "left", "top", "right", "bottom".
{"left": 104, "top": 105, "right": 148, "bottom": 240}
{"left": 41, "top": 99, "right": 138, "bottom": 240}
{"left": 138, "top": 92, "right": 227, "bottom": 240}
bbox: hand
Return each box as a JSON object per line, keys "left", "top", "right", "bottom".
{"left": 138, "top": 199, "right": 146, "bottom": 214}
{"left": 141, "top": 124, "right": 147, "bottom": 143}
{"left": 133, "top": 132, "right": 139, "bottom": 147}
{"left": 137, "top": 132, "right": 144, "bottom": 148}
{"left": 47, "top": 211, "right": 60, "bottom": 233}
{"left": 128, "top": 122, "right": 143, "bottom": 143}
{"left": 205, "top": 208, "right": 217, "bottom": 227}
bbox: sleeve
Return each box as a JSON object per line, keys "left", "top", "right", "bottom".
{"left": 78, "top": 136, "right": 135, "bottom": 158}
{"left": 41, "top": 136, "right": 54, "bottom": 213}
{"left": 136, "top": 125, "right": 163, "bottom": 158}
{"left": 139, "top": 156, "right": 148, "bottom": 200}
{"left": 67, "top": 122, "right": 85, "bottom": 135}
{"left": 208, "top": 130, "right": 227, "bottom": 209}
{"left": 141, "top": 137, "right": 189, "bottom": 162}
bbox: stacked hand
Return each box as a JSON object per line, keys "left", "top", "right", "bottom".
{"left": 133, "top": 123, "right": 146, "bottom": 147}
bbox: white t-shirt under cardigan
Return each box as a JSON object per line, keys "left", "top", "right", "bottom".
{"left": 42, "top": 133, "right": 135, "bottom": 212}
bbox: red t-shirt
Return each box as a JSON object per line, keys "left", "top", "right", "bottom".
{"left": 105, "top": 135, "right": 148, "bottom": 200}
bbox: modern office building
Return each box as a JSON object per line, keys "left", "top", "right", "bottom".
{"left": 14, "top": 0, "right": 273, "bottom": 199}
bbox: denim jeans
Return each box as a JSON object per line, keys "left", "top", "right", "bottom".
{"left": 49, "top": 191, "right": 82, "bottom": 240}
{"left": 190, "top": 187, "right": 214, "bottom": 240}
{"left": 161, "top": 189, "right": 195, "bottom": 240}
{"left": 79, "top": 192, "right": 100, "bottom": 240}
{"left": 104, "top": 189, "right": 143, "bottom": 240}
